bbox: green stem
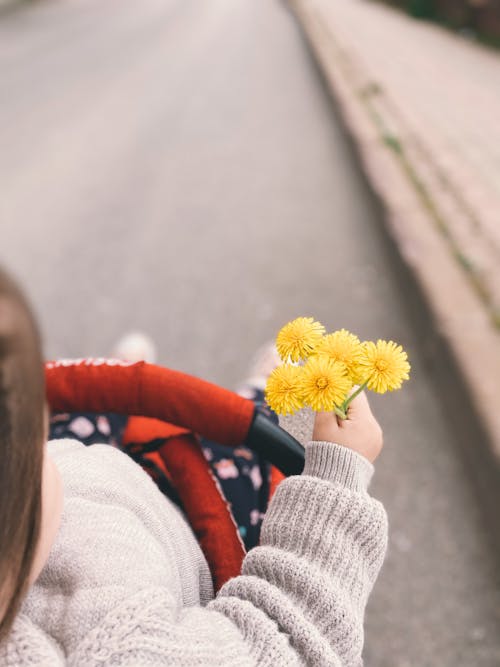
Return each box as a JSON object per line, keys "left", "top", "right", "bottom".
{"left": 334, "top": 405, "right": 347, "bottom": 420}
{"left": 341, "top": 380, "right": 369, "bottom": 415}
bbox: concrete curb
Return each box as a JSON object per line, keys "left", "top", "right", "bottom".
{"left": 290, "top": 0, "right": 500, "bottom": 535}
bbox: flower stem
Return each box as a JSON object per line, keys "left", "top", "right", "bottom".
{"left": 342, "top": 381, "right": 369, "bottom": 414}
{"left": 334, "top": 405, "right": 347, "bottom": 420}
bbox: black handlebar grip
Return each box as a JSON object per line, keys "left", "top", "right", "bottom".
{"left": 246, "top": 411, "right": 305, "bottom": 477}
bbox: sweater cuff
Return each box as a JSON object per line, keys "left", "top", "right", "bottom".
{"left": 302, "top": 441, "right": 374, "bottom": 492}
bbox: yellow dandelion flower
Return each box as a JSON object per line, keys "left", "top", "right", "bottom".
{"left": 264, "top": 364, "right": 305, "bottom": 416}
{"left": 357, "top": 340, "right": 411, "bottom": 394}
{"left": 276, "top": 317, "right": 325, "bottom": 363}
{"left": 314, "top": 329, "right": 364, "bottom": 381}
{"left": 300, "top": 356, "right": 352, "bottom": 412}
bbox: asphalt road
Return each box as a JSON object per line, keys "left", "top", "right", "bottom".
{"left": 1, "top": 1, "right": 499, "bottom": 665}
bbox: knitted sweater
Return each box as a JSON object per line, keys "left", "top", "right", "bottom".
{"left": 1, "top": 437, "right": 387, "bottom": 666}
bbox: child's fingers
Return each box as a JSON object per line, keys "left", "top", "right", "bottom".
{"left": 313, "top": 391, "right": 383, "bottom": 462}
{"left": 314, "top": 411, "right": 341, "bottom": 431}
{"left": 345, "top": 390, "right": 371, "bottom": 420}
{"left": 312, "top": 410, "right": 341, "bottom": 441}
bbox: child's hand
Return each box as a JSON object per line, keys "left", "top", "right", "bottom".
{"left": 312, "top": 391, "right": 383, "bottom": 463}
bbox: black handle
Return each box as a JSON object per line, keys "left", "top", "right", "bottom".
{"left": 246, "top": 411, "right": 305, "bottom": 476}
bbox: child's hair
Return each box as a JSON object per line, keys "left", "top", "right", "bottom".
{"left": 0, "top": 267, "right": 45, "bottom": 641}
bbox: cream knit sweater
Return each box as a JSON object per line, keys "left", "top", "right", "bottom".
{"left": 1, "top": 437, "right": 387, "bottom": 666}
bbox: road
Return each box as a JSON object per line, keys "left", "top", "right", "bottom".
{"left": 1, "top": 1, "right": 499, "bottom": 664}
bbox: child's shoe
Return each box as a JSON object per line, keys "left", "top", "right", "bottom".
{"left": 111, "top": 332, "right": 157, "bottom": 364}
{"left": 236, "top": 342, "right": 281, "bottom": 397}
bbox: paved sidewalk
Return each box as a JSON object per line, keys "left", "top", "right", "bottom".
{"left": 292, "top": 0, "right": 500, "bottom": 481}
{"left": 299, "top": 0, "right": 500, "bottom": 321}
{"left": 289, "top": 0, "right": 500, "bottom": 564}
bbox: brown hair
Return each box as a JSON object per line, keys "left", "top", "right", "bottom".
{"left": 0, "top": 267, "right": 45, "bottom": 642}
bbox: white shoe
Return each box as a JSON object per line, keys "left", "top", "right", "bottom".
{"left": 112, "top": 332, "right": 157, "bottom": 364}
{"left": 237, "top": 342, "right": 281, "bottom": 394}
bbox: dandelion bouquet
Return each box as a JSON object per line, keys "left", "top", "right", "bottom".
{"left": 265, "top": 317, "right": 410, "bottom": 419}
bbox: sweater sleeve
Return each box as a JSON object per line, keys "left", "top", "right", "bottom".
{"left": 68, "top": 441, "right": 387, "bottom": 667}
{"left": 211, "top": 442, "right": 387, "bottom": 666}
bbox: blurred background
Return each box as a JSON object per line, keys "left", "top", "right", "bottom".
{"left": 0, "top": 0, "right": 499, "bottom": 665}
{"left": 388, "top": 0, "right": 500, "bottom": 43}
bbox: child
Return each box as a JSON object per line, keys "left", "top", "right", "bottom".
{"left": 0, "top": 267, "right": 387, "bottom": 666}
